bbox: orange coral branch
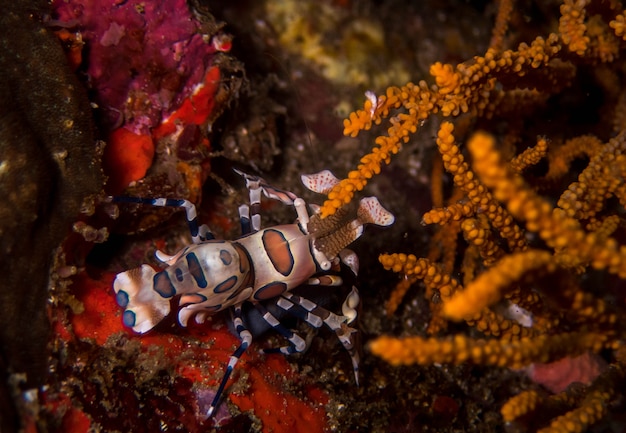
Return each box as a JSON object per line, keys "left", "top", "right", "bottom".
{"left": 379, "top": 253, "right": 460, "bottom": 301}
{"left": 369, "top": 332, "right": 613, "bottom": 368}
{"left": 501, "top": 390, "right": 543, "bottom": 423}
{"left": 460, "top": 215, "right": 505, "bottom": 266}
{"left": 434, "top": 122, "right": 527, "bottom": 251}
{"left": 422, "top": 201, "right": 475, "bottom": 225}
{"left": 546, "top": 135, "right": 603, "bottom": 181}
{"left": 509, "top": 137, "right": 548, "bottom": 173}
{"left": 385, "top": 275, "right": 418, "bottom": 317}
{"left": 442, "top": 249, "right": 554, "bottom": 320}
{"left": 559, "top": 0, "right": 591, "bottom": 56}
{"left": 557, "top": 138, "right": 626, "bottom": 221}
{"left": 362, "top": 2, "right": 626, "bottom": 431}
{"left": 488, "top": 0, "right": 514, "bottom": 52}
{"left": 468, "top": 129, "right": 626, "bottom": 277}
{"left": 320, "top": 33, "right": 566, "bottom": 218}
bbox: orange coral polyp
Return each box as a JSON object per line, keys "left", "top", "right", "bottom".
{"left": 610, "top": 13, "right": 626, "bottom": 40}
{"left": 430, "top": 62, "right": 460, "bottom": 95}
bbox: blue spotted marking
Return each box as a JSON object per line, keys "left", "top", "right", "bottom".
{"left": 220, "top": 249, "right": 233, "bottom": 265}
{"left": 123, "top": 310, "right": 136, "bottom": 327}
{"left": 186, "top": 252, "right": 208, "bottom": 288}
{"left": 175, "top": 268, "right": 184, "bottom": 282}
{"left": 214, "top": 275, "right": 238, "bottom": 294}
{"left": 116, "top": 290, "right": 129, "bottom": 307}
{"left": 153, "top": 271, "right": 176, "bottom": 298}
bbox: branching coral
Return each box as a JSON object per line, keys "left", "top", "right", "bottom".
{"left": 319, "top": 32, "right": 572, "bottom": 217}
{"left": 372, "top": 128, "right": 626, "bottom": 430}
{"left": 323, "top": 0, "right": 626, "bottom": 430}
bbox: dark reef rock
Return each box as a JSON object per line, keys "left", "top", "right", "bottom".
{"left": 0, "top": 1, "right": 102, "bottom": 431}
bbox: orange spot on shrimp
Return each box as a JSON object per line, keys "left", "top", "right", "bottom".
{"left": 262, "top": 229, "right": 294, "bottom": 276}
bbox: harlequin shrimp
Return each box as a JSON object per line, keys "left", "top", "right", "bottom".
{"left": 111, "top": 169, "right": 394, "bottom": 416}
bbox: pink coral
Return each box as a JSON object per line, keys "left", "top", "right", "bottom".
{"left": 50, "top": 0, "right": 229, "bottom": 193}
{"left": 50, "top": 0, "right": 223, "bottom": 135}
{"left": 526, "top": 352, "right": 608, "bottom": 393}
